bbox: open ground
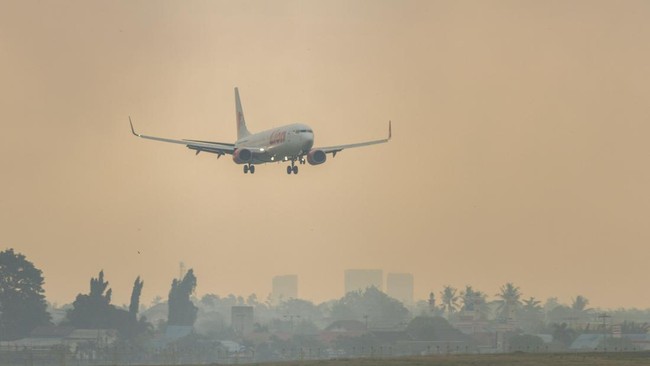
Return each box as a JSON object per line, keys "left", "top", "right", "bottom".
{"left": 192, "top": 352, "right": 650, "bottom": 366}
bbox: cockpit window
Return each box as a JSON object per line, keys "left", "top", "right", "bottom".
{"left": 295, "top": 129, "right": 313, "bottom": 133}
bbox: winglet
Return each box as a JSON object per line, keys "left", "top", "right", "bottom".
{"left": 388, "top": 120, "right": 392, "bottom": 140}
{"left": 129, "top": 116, "right": 140, "bottom": 137}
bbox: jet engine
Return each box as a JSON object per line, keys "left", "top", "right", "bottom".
{"left": 232, "top": 148, "right": 253, "bottom": 164}
{"left": 307, "top": 149, "right": 327, "bottom": 165}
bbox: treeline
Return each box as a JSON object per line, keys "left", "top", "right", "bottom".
{"left": 0, "top": 248, "right": 199, "bottom": 342}
{"left": 2, "top": 247, "right": 650, "bottom": 347}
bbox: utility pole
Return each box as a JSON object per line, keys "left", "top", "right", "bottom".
{"left": 597, "top": 313, "right": 611, "bottom": 352}
{"left": 283, "top": 314, "right": 300, "bottom": 333}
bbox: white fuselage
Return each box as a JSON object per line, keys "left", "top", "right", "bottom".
{"left": 131, "top": 87, "right": 390, "bottom": 174}
{"left": 235, "top": 123, "right": 314, "bottom": 164}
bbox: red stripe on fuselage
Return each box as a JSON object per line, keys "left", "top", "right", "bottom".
{"left": 270, "top": 130, "right": 286, "bottom": 145}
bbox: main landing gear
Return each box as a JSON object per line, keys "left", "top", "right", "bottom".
{"left": 286, "top": 160, "right": 299, "bottom": 175}
{"left": 243, "top": 164, "right": 255, "bottom": 174}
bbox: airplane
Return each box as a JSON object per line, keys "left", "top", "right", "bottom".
{"left": 129, "top": 87, "right": 391, "bottom": 175}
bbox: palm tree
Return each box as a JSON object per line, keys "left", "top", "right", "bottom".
{"left": 571, "top": 295, "right": 590, "bottom": 312}
{"left": 570, "top": 295, "right": 592, "bottom": 326}
{"left": 519, "top": 297, "right": 544, "bottom": 333}
{"left": 460, "top": 286, "right": 477, "bottom": 311}
{"left": 495, "top": 282, "right": 522, "bottom": 322}
{"left": 460, "top": 285, "right": 490, "bottom": 320}
{"left": 440, "top": 285, "right": 459, "bottom": 316}
{"left": 522, "top": 297, "right": 542, "bottom": 312}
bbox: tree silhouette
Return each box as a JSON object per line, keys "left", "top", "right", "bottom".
{"left": 65, "top": 271, "right": 150, "bottom": 339}
{"left": 551, "top": 322, "right": 577, "bottom": 347}
{"left": 546, "top": 304, "right": 573, "bottom": 325}
{"left": 277, "top": 298, "right": 322, "bottom": 320}
{"left": 0, "top": 248, "right": 51, "bottom": 340}
{"left": 460, "top": 286, "right": 477, "bottom": 311}
{"left": 66, "top": 270, "right": 113, "bottom": 329}
{"left": 519, "top": 297, "right": 544, "bottom": 333}
{"left": 129, "top": 276, "right": 144, "bottom": 321}
{"left": 90, "top": 270, "right": 112, "bottom": 302}
{"left": 125, "top": 276, "right": 151, "bottom": 340}
{"left": 523, "top": 297, "right": 542, "bottom": 311}
{"left": 440, "top": 285, "right": 459, "bottom": 316}
{"left": 620, "top": 321, "right": 650, "bottom": 334}
{"left": 495, "top": 282, "right": 522, "bottom": 322}
{"left": 460, "top": 285, "right": 489, "bottom": 319}
{"left": 168, "top": 269, "right": 198, "bottom": 326}
{"left": 329, "top": 286, "right": 409, "bottom": 328}
{"left": 571, "top": 295, "right": 590, "bottom": 312}
{"left": 570, "top": 295, "right": 592, "bottom": 325}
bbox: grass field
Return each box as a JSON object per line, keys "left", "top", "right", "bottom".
{"left": 218, "top": 352, "right": 650, "bottom": 366}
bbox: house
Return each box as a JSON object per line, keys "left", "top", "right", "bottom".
{"left": 570, "top": 334, "right": 604, "bottom": 350}
{"left": 7, "top": 326, "right": 117, "bottom": 356}
{"left": 320, "top": 320, "right": 367, "bottom": 344}
{"left": 150, "top": 325, "right": 194, "bottom": 349}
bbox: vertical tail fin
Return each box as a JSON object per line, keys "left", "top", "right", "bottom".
{"left": 235, "top": 87, "right": 251, "bottom": 139}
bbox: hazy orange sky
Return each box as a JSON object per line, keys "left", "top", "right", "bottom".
{"left": 1, "top": 1, "right": 649, "bottom": 309}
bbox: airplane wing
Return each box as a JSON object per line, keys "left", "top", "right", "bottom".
{"left": 129, "top": 118, "right": 236, "bottom": 157}
{"left": 315, "top": 121, "right": 391, "bottom": 156}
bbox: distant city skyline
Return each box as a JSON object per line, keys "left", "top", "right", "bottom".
{"left": 271, "top": 274, "right": 298, "bottom": 305}
{"left": 2, "top": 1, "right": 650, "bottom": 310}
{"left": 267, "top": 270, "right": 416, "bottom": 305}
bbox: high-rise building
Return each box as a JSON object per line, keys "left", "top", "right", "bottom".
{"left": 271, "top": 274, "right": 298, "bottom": 305}
{"left": 386, "top": 273, "right": 414, "bottom": 306}
{"left": 344, "top": 269, "right": 383, "bottom": 294}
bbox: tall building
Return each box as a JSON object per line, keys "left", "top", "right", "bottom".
{"left": 386, "top": 273, "right": 414, "bottom": 306}
{"left": 271, "top": 274, "right": 298, "bottom": 305}
{"left": 344, "top": 269, "right": 383, "bottom": 294}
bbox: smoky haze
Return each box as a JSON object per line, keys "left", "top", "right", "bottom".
{"left": 1, "top": 0, "right": 649, "bottom": 310}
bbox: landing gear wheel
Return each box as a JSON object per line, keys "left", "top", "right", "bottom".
{"left": 243, "top": 165, "right": 249, "bottom": 174}
{"left": 292, "top": 165, "right": 299, "bottom": 174}
{"left": 287, "top": 166, "right": 292, "bottom": 175}
{"left": 249, "top": 165, "right": 255, "bottom": 174}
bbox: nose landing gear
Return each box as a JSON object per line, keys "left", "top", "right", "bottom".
{"left": 286, "top": 160, "right": 299, "bottom": 175}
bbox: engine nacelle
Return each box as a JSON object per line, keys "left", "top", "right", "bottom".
{"left": 232, "top": 148, "right": 253, "bottom": 164}
{"left": 307, "top": 149, "right": 327, "bottom": 165}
